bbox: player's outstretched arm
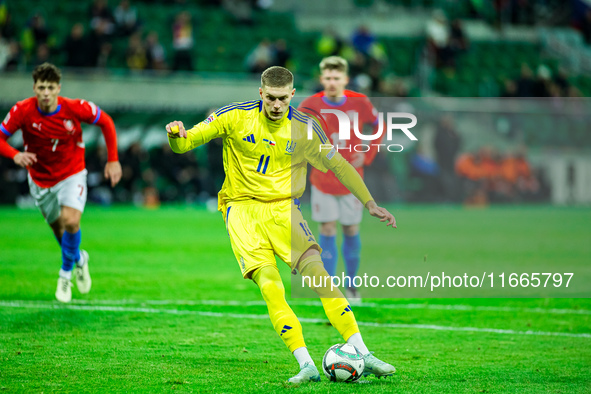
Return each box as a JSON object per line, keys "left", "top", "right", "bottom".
{"left": 13, "top": 152, "right": 38, "bottom": 168}
{"left": 167, "top": 111, "right": 228, "bottom": 154}
{"left": 324, "top": 153, "right": 396, "bottom": 229}
{"left": 92, "top": 110, "right": 121, "bottom": 187}
{"left": 365, "top": 200, "right": 397, "bottom": 228}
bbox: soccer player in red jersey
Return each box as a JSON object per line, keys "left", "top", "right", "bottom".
{"left": 298, "top": 56, "right": 383, "bottom": 302}
{"left": 0, "top": 63, "right": 122, "bottom": 303}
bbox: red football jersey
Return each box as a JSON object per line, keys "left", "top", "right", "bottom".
{"left": 0, "top": 96, "right": 118, "bottom": 188}
{"left": 298, "top": 90, "right": 380, "bottom": 195}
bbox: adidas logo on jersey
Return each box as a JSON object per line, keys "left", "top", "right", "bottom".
{"left": 243, "top": 134, "right": 255, "bottom": 144}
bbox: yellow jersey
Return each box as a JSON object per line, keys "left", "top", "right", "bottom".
{"left": 168, "top": 100, "right": 373, "bottom": 211}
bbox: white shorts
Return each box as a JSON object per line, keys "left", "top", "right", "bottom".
{"left": 28, "top": 170, "right": 88, "bottom": 224}
{"left": 310, "top": 185, "right": 363, "bottom": 226}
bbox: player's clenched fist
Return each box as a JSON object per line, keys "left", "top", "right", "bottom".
{"left": 166, "top": 121, "right": 186, "bottom": 138}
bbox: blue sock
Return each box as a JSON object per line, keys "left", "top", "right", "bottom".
{"left": 343, "top": 234, "right": 361, "bottom": 286}
{"left": 61, "top": 230, "right": 81, "bottom": 272}
{"left": 319, "top": 234, "right": 337, "bottom": 276}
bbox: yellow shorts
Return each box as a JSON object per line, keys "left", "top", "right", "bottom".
{"left": 224, "top": 198, "right": 320, "bottom": 278}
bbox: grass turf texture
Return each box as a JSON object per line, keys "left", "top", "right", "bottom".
{"left": 0, "top": 205, "right": 590, "bottom": 393}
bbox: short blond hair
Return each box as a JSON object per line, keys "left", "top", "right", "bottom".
{"left": 261, "top": 66, "right": 294, "bottom": 88}
{"left": 319, "top": 56, "right": 348, "bottom": 74}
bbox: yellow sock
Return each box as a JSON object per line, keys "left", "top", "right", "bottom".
{"left": 252, "top": 266, "right": 306, "bottom": 352}
{"left": 297, "top": 254, "right": 360, "bottom": 341}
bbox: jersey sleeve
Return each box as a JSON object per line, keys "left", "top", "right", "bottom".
{"left": 1, "top": 104, "right": 24, "bottom": 137}
{"left": 304, "top": 114, "right": 373, "bottom": 205}
{"left": 168, "top": 110, "right": 228, "bottom": 153}
{"left": 74, "top": 99, "right": 103, "bottom": 125}
{"left": 95, "top": 111, "right": 119, "bottom": 161}
{"left": 327, "top": 153, "right": 374, "bottom": 205}
{"left": 0, "top": 134, "right": 19, "bottom": 159}
{"left": 72, "top": 99, "right": 118, "bottom": 161}
{"left": 0, "top": 104, "right": 24, "bottom": 159}
{"left": 303, "top": 116, "right": 332, "bottom": 173}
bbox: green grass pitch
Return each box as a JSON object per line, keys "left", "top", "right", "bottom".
{"left": 0, "top": 205, "right": 590, "bottom": 393}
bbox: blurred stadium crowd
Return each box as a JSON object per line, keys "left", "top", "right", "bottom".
{"left": 1, "top": 0, "right": 589, "bottom": 206}
{"left": 2, "top": 0, "right": 591, "bottom": 95}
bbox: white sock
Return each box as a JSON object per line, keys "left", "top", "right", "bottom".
{"left": 293, "top": 347, "right": 314, "bottom": 368}
{"left": 59, "top": 269, "right": 72, "bottom": 280}
{"left": 347, "top": 333, "right": 369, "bottom": 355}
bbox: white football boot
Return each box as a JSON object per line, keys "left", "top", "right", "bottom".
{"left": 56, "top": 277, "right": 72, "bottom": 303}
{"left": 362, "top": 353, "right": 396, "bottom": 378}
{"left": 287, "top": 362, "right": 321, "bottom": 384}
{"left": 75, "top": 250, "right": 91, "bottom": 294}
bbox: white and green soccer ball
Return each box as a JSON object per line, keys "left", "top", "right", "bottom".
{"left": 322, "top": 343, "right": 365, "bottom": 382}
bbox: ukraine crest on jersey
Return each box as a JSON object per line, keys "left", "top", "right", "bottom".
{"left": 167, "top": 100, "right": 335, "bottom": 212}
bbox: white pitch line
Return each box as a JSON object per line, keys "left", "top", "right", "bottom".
{"left": 57, "top": 298, "right": 591, "bottom": 316}
{"left": 1, "top": 300, "right": 590, "bottom": 339}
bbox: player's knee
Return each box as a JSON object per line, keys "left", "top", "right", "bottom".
{"left": 297, "top": 253, "right": 327, "bottom": 278}
{"left": 298, "top": 254, "right": 344, "bottom": 298}
{"left": 320, "top": 221, "right": 337, "bottom": 236}
{"left": 252, "top": 266, "right": 285, "bottom": 302}
{"left": 342, "top": 225, "right": 359, "bottom": 237}
{"left": 60, "top": 208, "right": 81, "bottom": 232}
{"left": 62, "top": 219, "right": 80, "bottom": 233}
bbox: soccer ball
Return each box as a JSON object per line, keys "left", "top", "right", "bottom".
{"left": 322, "top": 343, "right": 365, "bottom": 382}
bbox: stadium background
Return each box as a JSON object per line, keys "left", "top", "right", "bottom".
{"left": 1, "top": 0, "right": 590, "bottom": 207}
{"left": 1, "top": 0, "right": 590, "bottom": 392}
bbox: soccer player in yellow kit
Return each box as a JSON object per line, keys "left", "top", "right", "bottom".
{"left": 166, "top": 66, "right": 396, "bottom": 383}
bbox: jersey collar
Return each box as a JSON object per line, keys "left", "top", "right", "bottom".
{"left": 321, "top": 95, "right": 347, "bottom": 107}
{"left": 261, "top": 110, "right": 291, "bottom": 132}
{"left": 37, "top": 102, "right": 62, "bottom": 116}
{"left": 260, "top": 106, "right": 292, "bottom": 126}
